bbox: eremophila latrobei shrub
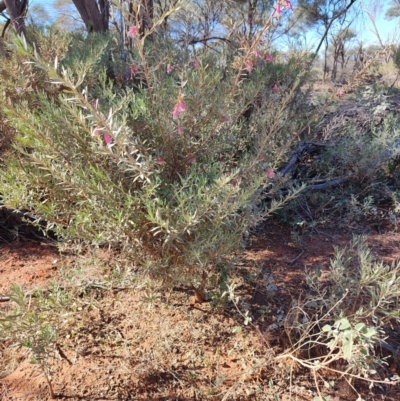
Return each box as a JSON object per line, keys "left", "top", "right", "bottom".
{"left": 0, "top": 27, "right": 309, "bottom": 290}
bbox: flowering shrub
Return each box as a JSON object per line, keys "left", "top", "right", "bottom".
{"left": 0, "top": 8, "right": 310, "bottom": 290}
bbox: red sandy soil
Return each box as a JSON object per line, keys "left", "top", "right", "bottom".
{"left": 0, "top": 224, "right": 399, "bottom": 401}
{"left": 0, "top": 241, "right": 60, "bottom": 296}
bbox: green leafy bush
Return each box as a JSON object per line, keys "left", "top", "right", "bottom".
{"left": 274, "top": 100, "right": 400, "bottom": 233}
{"left": 0, "top": 284, "right": 70, "bottom": 398}
{"left": 283, "top": 237, "right": 400, "bottom": 383}
{"left": 0, "top": 27, "right": 309, "bottom": 289}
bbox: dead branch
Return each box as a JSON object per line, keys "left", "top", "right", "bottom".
{"left": 288, "top": 250, "right": 305, "bottom": 265}
{"left": 278, "top": 141, "right": 326, "bottom": 177}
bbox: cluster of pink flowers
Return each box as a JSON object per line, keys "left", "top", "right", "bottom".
{"left": 275, "top": 0, "right": 293, "bottom": 16}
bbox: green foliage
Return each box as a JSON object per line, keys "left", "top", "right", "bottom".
{"left": 316, "top": 117, "right": 398, "bottom": 184}
{"left": 274, "top": 101, "right": 400, "bottom": 234}
{"left": 278, "top": 237, "right": 400, "bottom": 399}
{"left": 392, "top": 45, "right": 400, "bottom": 71}
{"left": 0, "top": 285, "right": 62, "bottom": 361}
{"left": 323, "top": 236, "right": 400, "bottom": 325}
{"left": 0, "top": 284, "right": 69, "bottom": 397}
{"left": 296, "top": 236, "right": 400, "bottom": 376}
{"left": 0, "top": 30, "right": 310, "bottom": 289}
{"left": 386, "top": 0, "right": 400, "bottom": 20}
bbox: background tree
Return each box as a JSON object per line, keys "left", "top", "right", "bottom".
{"left": 362, "top": 0, "right": 396, "bottom": 63}
{"left": 386, "top": 0, "right": 400, "bottom": 20}
{"left": 71, "top": 0, "right": 110, "bottom": 32}
{"left": 26, "top": 3, "right": 52, "bottom": 29}
{"left": 361, "top": 0, "right": 385, "bottom": 47}
{"left": 330, "top": 26, "right": 356, "bottom": 80}
{"left": 297, "top": 0, "right": 360, "bottom": 81}
{"left": 140, "top": 0, "right": 275, "bottom": 49}
{"left": 0, "top": 0, "right": 28, "bottom": 36}
{"left": 52, "top": 0, "right": 84, "bottom": 31}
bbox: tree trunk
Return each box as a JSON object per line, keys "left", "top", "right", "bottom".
{"left": 247, "top": 0, "right": 256, "bottom": 40}
{"left": 2, "top": 0, "right": 27, "bottom": 36}
{"left": 323, "top": 36, "right": 328, "bottom": 83}
{"left": 141, "top": 0, "right": 154, "bottom": 37}
{"left": 0, "top": 1, "right": 6, "bottom": 13}
{"left": 71, "top": 0, "right": 109, "bottom": 32}
{"left": 128, "top": 0, "right": 154, "bottom": 39}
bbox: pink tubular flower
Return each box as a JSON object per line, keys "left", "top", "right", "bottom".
{"left": 187, "top": 156, "right": 196, "bottom": 164}
{"left": 285, "top": 0, "right": 293, "bottom": 11}
{"left": 130, "top": 64, "right": 137, "bottom": 76}
{"left": 193, "top": 58, "right": 199, "bottom": 69}
{"left": 273, "top": 84, "right": 279, "bottom": 92}
{"left": 172, "top": 98, "right": 186, "bottom": 119}
{"left": 178, "top": 99, "right": 186, "bottom": 112}
{"left": 177, "top": 125, "right": 183, "bottom": 134}
{"left": 265, "top": 53, "right": 273, "bottom": 63}
{"left": 275, "top": 2, "right": 281, "bottom": 16}
{"left": 92, "top": 127, "right": 101, "bottom": 136}
{"left": 267, "top": 168, "right": 275, "bottom": 179}
{"left": 167, "top": 64, "right": 172, "bottom": 74}
{"left": 172, "top": 105, "right": 180, "bottom": 119}
{"left": 337, "top": 89, "right": 344, "bottom": 97}
{"left": 104, "top": 133, "right": 112, "bottom": 145}
{"left": 246, "top": 60, "right": 254, "bottom": 73}
{"left": 157, "top": 157, "right": 167, "bottom": 164}
{"left": 253, "top": 50, "right": 262, "bottom": 58}
{"left": 128, "top": 26, "right": 138, "bottom": 38}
